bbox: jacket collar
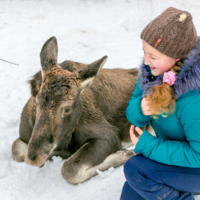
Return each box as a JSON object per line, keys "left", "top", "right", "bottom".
{"left": 139, "top": 36, "right": 200, "bottom": 99}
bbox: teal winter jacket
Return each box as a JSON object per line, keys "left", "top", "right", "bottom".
{"left": 126, "top": 37, "right": 200, "bottom": 168}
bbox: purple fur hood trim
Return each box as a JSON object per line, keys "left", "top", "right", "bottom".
{"left": 139, "top": 36, "right": 200, "bottom": 99}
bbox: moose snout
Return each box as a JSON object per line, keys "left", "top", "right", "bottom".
{"left": 25, "top": 153, "right": 46, "bottom": 168}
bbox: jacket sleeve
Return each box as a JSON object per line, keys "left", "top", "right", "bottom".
{"left": 126, "top": 78, "right": 151, "bottom": 128}
{"left": 134, "top": 94, "right": 200, "bottom": 167}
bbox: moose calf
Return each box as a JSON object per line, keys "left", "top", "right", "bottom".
{"left": 12, "top": 36, "right": 141, "bottom": 184}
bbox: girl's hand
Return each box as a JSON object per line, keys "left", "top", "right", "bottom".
{"left": 130, "top": 125, "right": 143, "bottom": 146}
{"left": 141, "top": 97, "right": 152, "bottom": 116}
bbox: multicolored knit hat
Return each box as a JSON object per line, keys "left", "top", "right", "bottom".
{"left": 140, "top": 7, "right": 198, "bottom": 59}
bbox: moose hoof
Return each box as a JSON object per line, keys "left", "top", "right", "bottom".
{"left": 12, "top": 138, "right": 28, "bottom": 162}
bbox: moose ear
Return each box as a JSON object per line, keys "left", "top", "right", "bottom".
{"left": 40, "top": 36, "right": 58, "bottom": 73}
{"left": 78, "top": 56, "right": 108, "bottom": 89}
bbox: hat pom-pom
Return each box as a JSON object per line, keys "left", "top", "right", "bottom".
{"left": 179, "top": 13, "right": 187, "bottom": 22}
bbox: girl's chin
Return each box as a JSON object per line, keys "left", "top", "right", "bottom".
{"left": 151, "top": 70, "right": 163, "bottom": 76}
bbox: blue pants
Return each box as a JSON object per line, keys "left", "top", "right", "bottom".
{"left": 120, "top": 154, "right": 200, "bottom": 200}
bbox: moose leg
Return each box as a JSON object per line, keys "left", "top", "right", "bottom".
{"left": 12, "top": 138, "right": 28, "bottom": 162}
{"left": 12, "top": 97, "right": 36, "bottom": 162}
{"left": 61, "top": 139, "right": 135, "bottom": 184}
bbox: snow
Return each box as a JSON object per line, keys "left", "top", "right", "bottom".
{"left": 0, "top": 0, "right": 200, "bottom": 199}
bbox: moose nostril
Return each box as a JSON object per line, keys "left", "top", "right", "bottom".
{"left": 28, "top": 153, "right": 37, "bottom": 161}
{"left": 40, "top": 163, "right": 45, "bottom": 168}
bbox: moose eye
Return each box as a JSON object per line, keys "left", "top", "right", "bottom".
{"left": 65, "top": 108, "right": 70, "bottom": 113}
{"left": 62, "top": 107, "right": 72, "bottom": 116}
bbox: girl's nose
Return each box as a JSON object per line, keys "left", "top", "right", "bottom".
{"left": 144, "top": 54, "right": 151, "bottom": 66}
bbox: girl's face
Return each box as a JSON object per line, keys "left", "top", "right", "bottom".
{"left": 142, "top": 40, "right": 180, "bottom": 76}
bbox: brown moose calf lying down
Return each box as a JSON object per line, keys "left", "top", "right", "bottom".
{"left": 12, "top": 36, "right": 153, "bottom": 184}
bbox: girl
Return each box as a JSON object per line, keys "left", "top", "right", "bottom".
{"left": 120, "top": 7, "right": 200, "bottom": 200}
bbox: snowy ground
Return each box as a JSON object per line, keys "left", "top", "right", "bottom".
{"left": 0, "top": 0, "right": 200, "bottom": 199}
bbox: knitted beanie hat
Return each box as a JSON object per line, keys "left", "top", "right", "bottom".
{"left": 140, "top": 7, "right": 198, "bottom": 59}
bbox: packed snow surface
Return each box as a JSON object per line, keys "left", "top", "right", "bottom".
{"left": 0, "top": 0, "right": 199, "bottom": 199}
